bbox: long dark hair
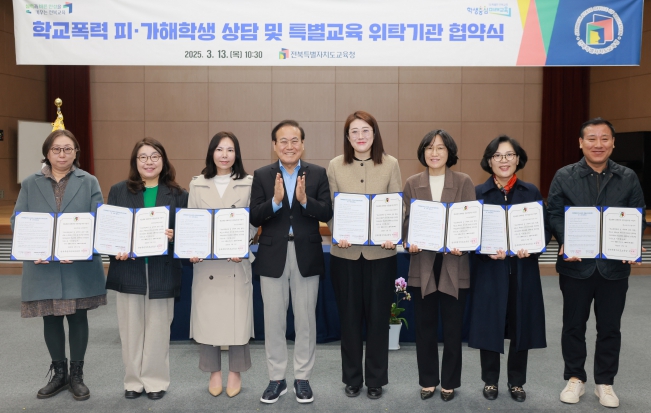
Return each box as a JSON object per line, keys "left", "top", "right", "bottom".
{"left": 127, "top": 137, "right": 182, "bottom": 194}
{"left": 343, "top": 110, "right": 385, "bottom": 165}
{"left": 202, "top": 132, "right": 247, "bottom": 179}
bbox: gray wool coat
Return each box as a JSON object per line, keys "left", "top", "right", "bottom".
{"left": 11, "top": 168, "right": 107, "bottom": 302}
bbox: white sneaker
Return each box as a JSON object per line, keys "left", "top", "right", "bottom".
{"left": 560, "top": 378, "right": 585, "bottom": 404}
{"left": 595, "top": 384, "right": 619, "bottom": 408}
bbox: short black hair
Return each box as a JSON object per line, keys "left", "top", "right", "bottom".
{"left": 417, "top": 129, "right": 458, "bottom": 168}
{"left": 202, "top": 131, "right": 247, "bottom": 180}
{"left": 271, "top": 120, "right": 305, "bottom": 142}
{"left": 580, "top": 117, "right": 616, "bottom": 138}
{"left": 479, "top": 135, "right": 528, "bottom": 174}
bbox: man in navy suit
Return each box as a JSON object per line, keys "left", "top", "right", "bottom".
{"left": 250, "top": 120, "right": 332, "bottom": 404}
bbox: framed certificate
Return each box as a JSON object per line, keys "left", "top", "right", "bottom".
{"left": 93, "top": 204, "right": 133, "bottom": 256}
{"left": 479, "top": 204, "right": 508, "bottom": 255}
{"left": 132, "top": 206, "right": 170, "bottom": 257}
{"left": 332, "top": 192, "right": 403, "bottom": 246}
{"left": 405, "top": 199, "right": 447, "bottom": 252}
{"left": 332, "top": 192, "right": 370, "bottom": 246}
{"left": 563, "top": 206, "right": 601, "bottom": 259}
{"left": 174, "top": 208, "right": 213, "bottom": 259}
{"left": 445, "top": 200, "right": 483, "bottom": 252}
{"left": 507, "top": 201, "right": 546, "bottom": 255}
{"left": 213, "top": 208, "right": 250, "bottom": 259}
{"left": 10, "top": 211, "right": 55, "bottom": 261}
{"left": 600, "top": 207, "right": 642, "bottom": 262}
{"left": 53, "top": 212, "right": 95, "bottom": 261}
{"left": 370, "top": 193, "right": 403, "bottom": 245}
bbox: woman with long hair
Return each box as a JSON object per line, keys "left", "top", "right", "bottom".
{"left": 188, "top": 132, "right": 256, "bottom": 398}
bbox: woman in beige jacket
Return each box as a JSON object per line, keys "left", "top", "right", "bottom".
{"left": 402, "top": 130, "right": 475, "bottom": 402}
{"left": 188, "top": 132, "right": 255, "bottom": 398}
{"left": 327, "top": 111, "right": 402, "bottom": 400}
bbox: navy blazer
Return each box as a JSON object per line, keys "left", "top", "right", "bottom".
{"left": 468, "top": 177, "right": 551, "bottom": 353}
{"left": 250, "top": 161, "right": 333, "bottom": 278}
{"left": 11, "top": 168, "right": 106, "bottom": 302}
{"left": 105, "top": 180, "right": 188, "bottom": 299}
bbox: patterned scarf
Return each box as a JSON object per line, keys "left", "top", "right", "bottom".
{"left": 493, "top": 173, "right": 517, "bottom": 197}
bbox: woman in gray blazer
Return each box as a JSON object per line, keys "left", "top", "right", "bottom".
{"left": 11, "top": 129, "right": 106, "bottom": 401}
{"left": 402, "top": 130, "right": 475, "bottom": 402}
{"left": 105, "top": 138, "right": 188, "bottom": 401}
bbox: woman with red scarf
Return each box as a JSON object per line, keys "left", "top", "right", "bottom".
{"left": 469, "top": 135, "right": 551, "bottom": 403}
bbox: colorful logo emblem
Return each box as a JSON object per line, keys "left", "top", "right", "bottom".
{"left": 575, "top": 7, "right": 623, "bottom": 55}
{"left": 385, "top": 198, "right": 390, "bottom": 203}
{"left": 463, "top": 205, "right": 468, "bottom": 210}
{"left": 230, "top": 212, "right": 235, "bottom": 218}
{"left": 522, "top": 207, "right": 528, "bottom": 213}
{"left": 63, "top": 2, "right": 72, "bottom": 13}
{"left": 279, "top": 48, "right": 289, "bottom": 59}
{"left": 74, "top": 216, "right": 79, "bottom": 221}
{"left": 150, "top": 211, "right": 155, "bottom": 216}
{"left": 620, "top": 212, "right": 625, "bottom": 217}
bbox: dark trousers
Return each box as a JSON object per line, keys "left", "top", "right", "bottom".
{"left": 43, "top": 310, "right": 89, "bottom": 362}
{"left": 410, "top": 253, "right": 468, "bottom": 389}
{"left": 330, "top": 254, "right": 396, "bottom": 388}
{"left": 559, "top": 271, "right": 628, "bottom": 384}
{"left": 480, "top": 268, "right": 528, "bottom": 386}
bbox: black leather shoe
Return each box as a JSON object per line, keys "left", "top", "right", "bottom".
{"left": 125, "top": 390, "right": 143, "bottom": 399}
{"left": 37, "top": 359, "right": 69, "bottom": 399}
{"left": 508, "top": 383, "right": 526, "bottom": 402}
{"left": 440, "top": 389, "right": 455, "bottom": 401}
{"left": 367, "top": 387, "right": 382, "bottom": 399}
{"left": 345, "top": 385, "right": 361, "bottom": 397}
{"left": 260, "top": 380, "right": 287, "bottom": 404}
{"left": 147, "top": 390, "right": 166, "bottom": 400}
{"left": 69, "top": 361, "right": 90, "bottom": 401}
{"left": 420, "top": 388, "right": 435, "bottom": 400}
{"left": 293, "top": 379, "right": 314, "bottom": 403}
{"left": 483, "top": 384, "right": 498, "bottom": 400}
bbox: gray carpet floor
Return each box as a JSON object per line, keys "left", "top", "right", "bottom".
{"left": 1, "top": 274, "right": 650, "bottom": 412}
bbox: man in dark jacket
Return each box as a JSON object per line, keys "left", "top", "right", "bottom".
{"left": 250, "top": 120, "right": 333, "bottom": 405}
{"left": 548, "top": 118, "right": 645, "bottom": 408}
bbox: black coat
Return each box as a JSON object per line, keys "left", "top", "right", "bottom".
{"left": 548, "top": 157, "right": 646, "bottom": 280}
{"left": 468, "top": 177, "right": 551, "bottom": 353}
{"left": 250, "top": 161, "right": 333, "bottom": 278}
{"left": 105, "top": 180, "right": 189, "bottom": 298}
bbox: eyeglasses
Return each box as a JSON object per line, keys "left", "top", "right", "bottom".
{"left": 277, "top": 139, "right": 301, "bottom": 148}
{"left": 425, "top": 145, "right": 447, "bottom": 154}
{"left": 137, "top": 154, "right": 162, "bottom": 163}
{"left": 349, "top": 129, "right": 373, "bottom": 139}
{"left": 50, "top": 146, "right": 76, "bottom": 155}
{"left": 492, "top": 152, "right": 517, "bottom": 162}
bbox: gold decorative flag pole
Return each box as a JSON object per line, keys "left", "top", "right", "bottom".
{"left": 51, "top": 98, "right": 65, "bottom": 131}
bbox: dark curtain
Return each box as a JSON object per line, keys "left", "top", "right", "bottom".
{"left": 46, "top": 66, "right": 94, "bottom": 174}
{"left": 539, "top": 67, "right": 590, "bottom": 197}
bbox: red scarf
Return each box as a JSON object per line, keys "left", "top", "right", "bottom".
{"left": 494, "top": 174, "right": 517, "bottom": 195}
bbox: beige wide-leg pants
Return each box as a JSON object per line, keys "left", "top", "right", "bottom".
{"left": 116, "top": 265, "right": 175, "bottom": 393}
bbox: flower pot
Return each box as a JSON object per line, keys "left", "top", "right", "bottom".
{"left": 388, "top": 322, "right": 402, "bottom": 350}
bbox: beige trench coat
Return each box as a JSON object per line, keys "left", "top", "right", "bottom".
{"left": 188, "top": 174, "right": 256, "bottom": 346}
